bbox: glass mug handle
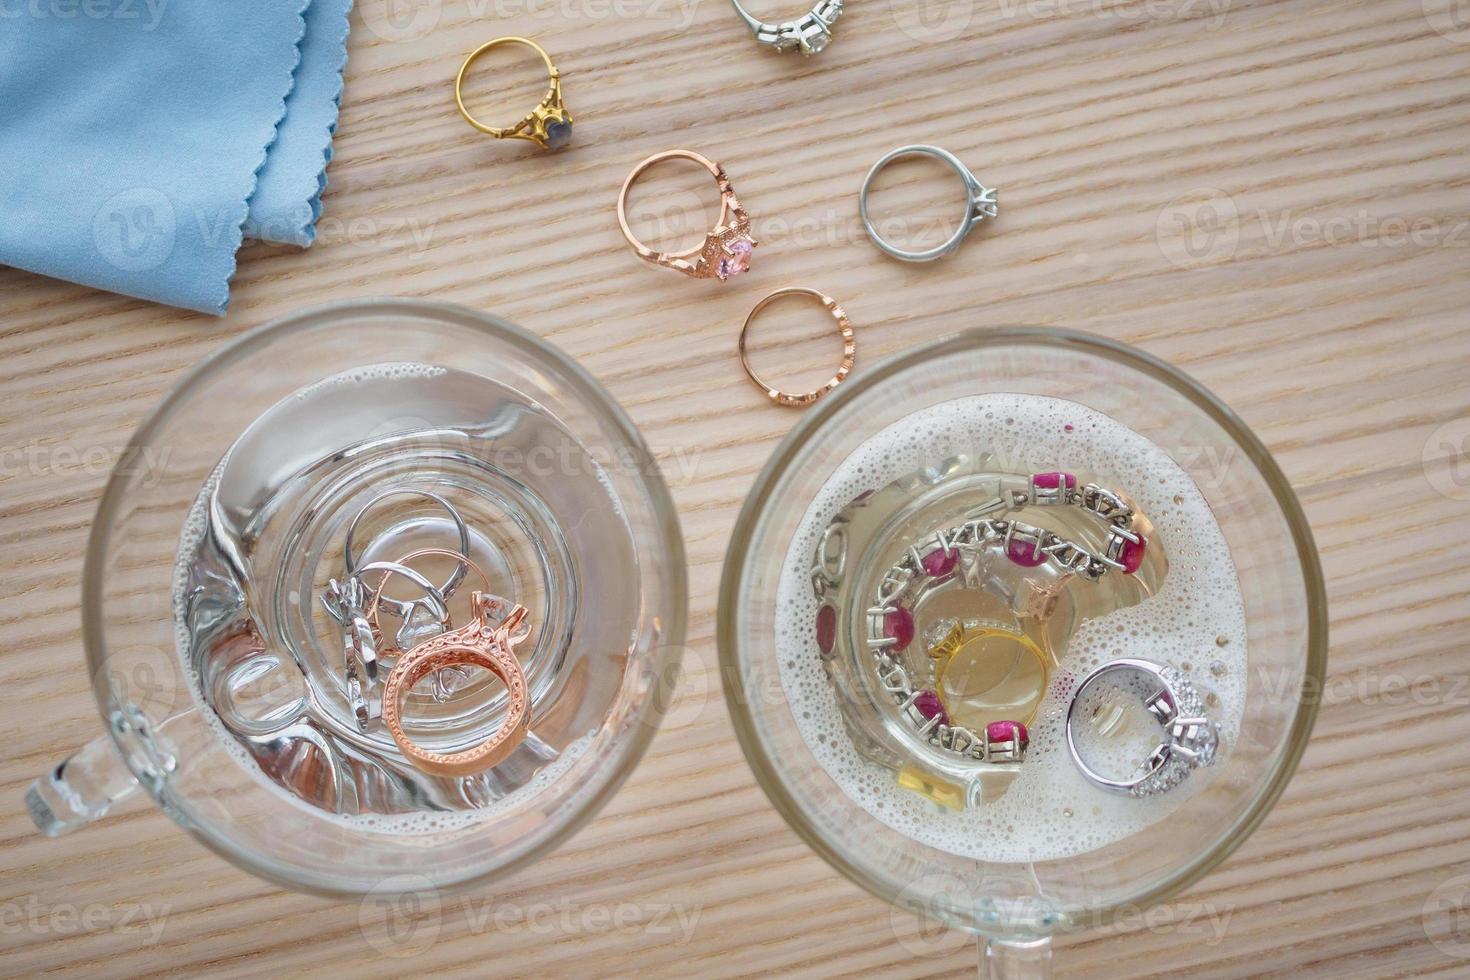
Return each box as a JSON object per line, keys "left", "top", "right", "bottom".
{"left": 980, "top": 936, "right": 1054, "bottom": 979}
{"left": 25, "top": 704, "right": 177, "bottom": 836}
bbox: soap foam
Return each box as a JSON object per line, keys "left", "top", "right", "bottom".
{"left": 774, "top": 394, "right": 1247, "bottom": 862}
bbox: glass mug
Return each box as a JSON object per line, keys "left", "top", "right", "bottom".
{"left": 25, "top": 299, "right": 687, "bottom": 896}
{"left": 717, "top": 328, "right": 1326, "bottom": 975}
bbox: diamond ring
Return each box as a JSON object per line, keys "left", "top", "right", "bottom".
{"left": 729, "top": 0, "right": 843, "bottom": 55}
{"left": 1065, "top": 658, "right": 1221, "bottom": 797}
{"left": 859, "top": 144, "right": 998, "bottom": 262}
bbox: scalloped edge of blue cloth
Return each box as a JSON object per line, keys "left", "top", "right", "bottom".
{"left": 241, "top": 0, "right": 353, "bottom": 252}
{"left": 211, "top": 0, "right": 312, "bottom": 315}
{"left": 301, "top": 1, "right": 352, "bottom": 245}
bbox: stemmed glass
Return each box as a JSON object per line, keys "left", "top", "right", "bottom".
{"left": 718, "top": 327, "right": 1326, "bottom": 975}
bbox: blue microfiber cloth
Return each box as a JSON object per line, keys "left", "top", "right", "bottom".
{"left": 0, "top": 0, "right": 352, "bottom": 315}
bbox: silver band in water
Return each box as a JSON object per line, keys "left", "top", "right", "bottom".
{"left": 323, "top": 490, "right": 491, "bottom": 728}
{"left": 324, "top": 560, "right": 451, "bottom": 728}
{"left": 321, "top": 575, "right": 383, "bottom": 730}
{"left": 343, "top": 488, "right": 471, "bottom": 619}
{"left": 1065, "top": 658, "right": 1221, "bottom": 797}
{"left": 729, "top": 0, "right": 843, "bottom": 55}
{"left": 859, "top": 144, "right": 998, "bottom": 262}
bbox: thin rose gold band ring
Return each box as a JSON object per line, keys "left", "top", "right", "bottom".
{"left": 739, "top": 287, "right": 856, "bottom": 408}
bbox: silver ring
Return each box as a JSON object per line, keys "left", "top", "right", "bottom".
{"left": 1065, "top": 658, "right": 1221, "bottom": 797}
{"left": 355, "top": 560, "right": 451, "bottom": 639}
{"left": 322, "top": 576, "right": 381, "bottom": 731}
{"left": 354, "top": 560, "right": 463, "bottom": 703}
{"left": 859, "top": 145, "right": 998, "bottom": 262}
{"left": 343, "top": 489, "right": 471, "bottom": 619}
{"left": 320, "top": 567, "right": 455, "bottom": 727}
{"left": 729, "top": 0, "right": 842, "bottom": 55}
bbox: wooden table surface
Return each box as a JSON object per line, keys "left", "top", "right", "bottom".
{"left": 3, "top": 0, "right": 1468, "bottom": 975}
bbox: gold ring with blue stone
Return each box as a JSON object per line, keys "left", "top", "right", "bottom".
{"left": 454, "top": 37, "right": 572, "bottom": 151}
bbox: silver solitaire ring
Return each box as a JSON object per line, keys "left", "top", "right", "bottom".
{"left": 859, "top": 145, "right": 998, "bottom": 262}
{"left": 1065, "top": 658, "right": 1221, "bottom": 798}
{"left": 729, "top": 0, "right": 842, "bottom": 55}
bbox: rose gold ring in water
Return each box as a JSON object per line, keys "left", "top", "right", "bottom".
{"left": 617, "top": 150, "right": 758, "bottom": 281}
{"left": 739, "top": 287, "right": 856, "bottom": 408}
{"left": 381, "top": 595, "right": 532, "bottom": 776}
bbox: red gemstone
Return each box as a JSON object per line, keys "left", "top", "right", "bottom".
{"left": 914, "top": 691, "right": 948, "bottom": 725}
{"left": 1120, "top": 534, "right": 1147, "bottom": 574}
{"left": 815, "top": 604, "right": 837, "bottom": 654}
{"left": 1032, "top": 471, "right": 1076, "bottom": 490}
{"left": 884, "top": 606, "right": 915, "bottom": 650}
{"left": 1005, "top": 537, "right": 1047, "bottom": 567}
{"left": 921, "top": 547, "right": 959, "bottom": 577}
{"left": 986, "top": 720, "right": 1028, "bottom": 746}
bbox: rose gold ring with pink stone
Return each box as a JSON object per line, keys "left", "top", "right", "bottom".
{"left": 617, "top": 149, "right": 757, "bottom": 281}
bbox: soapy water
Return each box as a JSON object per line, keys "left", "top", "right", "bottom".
{"left": 775, "top": 394, "right": 1247, "bottom": 862}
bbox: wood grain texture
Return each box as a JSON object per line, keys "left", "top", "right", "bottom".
{"left": 2, "top": 0, "right": 1468, "bottom": 975}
